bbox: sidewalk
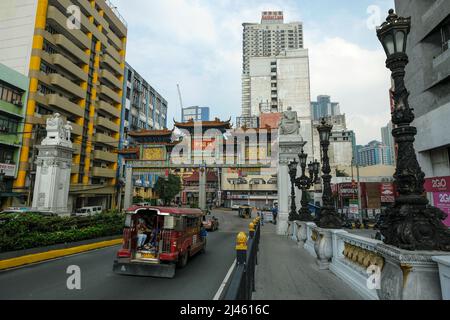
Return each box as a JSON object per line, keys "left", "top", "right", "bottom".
{"left": 253, "top": 223, "right": 363, "bottom": 300}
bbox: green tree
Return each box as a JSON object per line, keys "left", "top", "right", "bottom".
{"left": 154, "top": 174, "right": 182, "bottom": 205}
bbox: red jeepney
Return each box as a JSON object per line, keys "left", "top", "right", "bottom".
{"left": 113, "top": 206, "right": 206, "bottom": 278}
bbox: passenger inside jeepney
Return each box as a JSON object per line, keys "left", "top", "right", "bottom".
{"left": 136, "top": 213, "right": 162, "bottom": 252}
{"left": 137, "top": 218, "right": 151, "bottom": 250}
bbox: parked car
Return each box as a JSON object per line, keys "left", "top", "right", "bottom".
{"left": 74, "top": 206, "right": 102, "bottom": 216}
{"left": 202, "top": 215, "right": 219, "bottom": 231}
{"left": 231, "top": 204, "right": 240, "bottom": 211}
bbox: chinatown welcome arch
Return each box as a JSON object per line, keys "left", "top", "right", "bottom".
{"left": 121, "top": 119, "right": 279, "bottom": 210}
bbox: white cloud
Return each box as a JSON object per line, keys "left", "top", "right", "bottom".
{"left": 114, "top": 0, "right": 392, "bottom": 145}
{"left": 308, "top": 37, "right": 392, "bottom": 144}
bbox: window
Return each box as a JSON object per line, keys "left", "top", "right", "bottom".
{"left": 0, "top": 81, "right": 24, "bottom": 105}
{"left": 441, "top": 21, "right": 450, "bottom": 52}
{"left": 0, "top": 116, "right": 19, "bottom": 136}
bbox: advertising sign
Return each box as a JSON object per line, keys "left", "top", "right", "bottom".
{"left": 424, "top": 176, "right": 450, "bottom": 193}
{"left": 339, "top": 183, "right": 358, "bottom": 197}
{"left": 433, "top": 192, "right": 450, "bottom": 227}
{"left": 380, "top": 183, "right": 395, "bottom": 203}
{"left": 0, "top": 163, "right": 16, "bottom": 177}
{"left": 349, "top": 199, "right": 359, "bottom": 215}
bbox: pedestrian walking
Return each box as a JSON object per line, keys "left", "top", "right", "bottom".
{"left": 272, "top": 205, "right": 278, "bottom": 225}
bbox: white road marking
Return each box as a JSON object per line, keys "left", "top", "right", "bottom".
{"left": 213, "top": 259, "right": 236, "bottom": 300}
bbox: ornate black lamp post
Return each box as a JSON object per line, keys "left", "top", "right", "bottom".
{"left": 294, "top": 150, "right": 314, "bottom": 221}
{"left": 288, "top": 159, "right": 300, "bottom": 221}
{"left": 376, "top": 10, "right": 450, "bottom": 251}
{"left": 317, "top": 118, "right": 342, "bottom": 228}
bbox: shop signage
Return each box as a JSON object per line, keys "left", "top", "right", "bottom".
{"left": 424, "top": 176, "right": 450, "bottom": 193}
{"left": 433, "top": 192, "right": 450, "bottom": 227}
{"left": 380, "top": 183, "right": 395, "bottom": 203}
{"left": 339, "top": 183, "right": 358, "bottom": 197}
{"left": 0, "top": 163, "right": 16, "bottom": 177}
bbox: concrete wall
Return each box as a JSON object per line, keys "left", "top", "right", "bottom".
{"left": 395, "top": 0, "right": 450, "bottom": 181}
{"left": 0, "top": 0, "right": 37, "bottom": 76}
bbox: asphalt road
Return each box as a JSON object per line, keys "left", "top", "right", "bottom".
{"left": 0, "top": 209, "right": 249, "bottom": 300}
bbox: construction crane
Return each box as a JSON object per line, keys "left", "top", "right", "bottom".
{"left": 177, "top": 84, "right": 184, "bottom": 120}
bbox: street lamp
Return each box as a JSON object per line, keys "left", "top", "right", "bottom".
{"left": 376, "top": 10, "right": 450, "bottom": 251}
{"left": 294, "top": 149, "right": 314, "bottom": 222}
{"left": 312, "top": 160, "right": 320, "bottom": 184}
{"left": 317, "top": 118, "right": 342, "bottom": 229}
{"left": 288, "top": 159, "right": 300, "bottom": 221}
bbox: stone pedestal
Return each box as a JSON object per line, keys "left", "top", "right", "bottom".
{"left": 314, "top": 227, "right": 339, "bottom": 270}
{"left": 277, "top": 134, "right": 305, "bottom": 235}
{"left": 376, "top": 244, "right": 450, "bottom": 300}
{"left": 32, "top": 114, "right": 73, "bottom": 216}
{"left": 432, "top": 256, "right": 450, "bottom": 300}
{"left": 304, "top": 222, "right": 317, "bottom": 257}
{"left": 297, "top": 221, "right": 308, "bottom": 247}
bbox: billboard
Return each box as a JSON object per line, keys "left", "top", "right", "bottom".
{"left": 380, "top": 183, "right": 395, "bottom": 203}
{"left": 433, "top": 192, "right": 450, "bottom": 227}
{"left": 424, "top": 176, "right": 450, "bottom": 193}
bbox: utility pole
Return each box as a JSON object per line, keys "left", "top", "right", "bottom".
{"left": 356, "top": 162, "right": 363, "bottom": 224}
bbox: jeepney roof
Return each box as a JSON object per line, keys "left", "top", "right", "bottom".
{"left": 126, "top": 206, "right": 204, "bottom": 217}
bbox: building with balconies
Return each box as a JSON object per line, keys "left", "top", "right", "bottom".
{"left": 395, "top": 1, "right": 450, "bottom": 212}
{"left": 118, "top": 63, "right": 168, "bottom": 204}
{"left": 0, "top": 0, "right": 128, "bottom": 211}
{"left": 0, "top": 64, "right": 29, "bottom": 209}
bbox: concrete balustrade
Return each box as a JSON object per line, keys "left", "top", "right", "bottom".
{"left": 329, "top": 231, "right": 382, "bottom": 300}
{"left": 304, "top": 222, "right": 317, "bottom": 257}
{"left": 284, "top": 222, "right": 450, "bottom": 300}
{"left": 432, "top": 256, "right": 450, "bottom": 300}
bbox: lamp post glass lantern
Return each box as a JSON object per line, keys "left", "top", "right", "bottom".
{"left": 291, "top": 148, "right": 314, "bottom": 222}
{"left": 376, "top": 9, "right": 450, "bottom": 251}
{"left": 316, "top": 118, "right": 342, "bottom": 229}
{"left": 288, "top": 159, "right": 300, "bottom": 221}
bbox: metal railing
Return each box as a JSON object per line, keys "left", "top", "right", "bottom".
{"left": 221, "top": 218, "right": 261, "bottom": 300}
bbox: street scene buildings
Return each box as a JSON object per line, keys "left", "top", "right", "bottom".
{"left": 0, "top": 0, "right": 449, "bottom": 303}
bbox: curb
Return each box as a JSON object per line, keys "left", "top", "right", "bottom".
{"left": 0, "top": 238, "right": 122, "bottom": 271}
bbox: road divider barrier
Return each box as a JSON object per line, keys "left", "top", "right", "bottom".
{"left": 221, "top": 217, "right": 261, "bottom": 300}
{"left": 0, "top": 238, "right": 122, "bottom": 271}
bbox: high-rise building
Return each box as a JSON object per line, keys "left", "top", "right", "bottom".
{"left": 242, "top": 11, "right": 304, "bottom": 116}
{"left": 357, "top": 141, "right": 393, "bottom": 167}
{"left": 311, "top": 95, "right": 341, "bottom": 121}
{"left": 0, "top": 0, "right": 128, "bottom": 210}
{"left": 181, "top": 106, "right": 210, "bottom": 122}
{"left": 381, "top": 122, "right": 396, "bottom": 166}
{"left": 0, "top": 63, "right": 29, "bottom": 209}
{"left": 121, "top": 63, "right": 168, "bottom": 134}
{"left": 118, "top": 63, "right": 168, "bottom": 203}
{"left": 395, "top": 1, "right": 450, "bottom": 216}
{"left": 248, "top": 49, "right": 314, "bottom": 159}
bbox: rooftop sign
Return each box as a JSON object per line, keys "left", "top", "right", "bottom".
{"left": 261, "top": 11, "right": 284, "bottom": 23}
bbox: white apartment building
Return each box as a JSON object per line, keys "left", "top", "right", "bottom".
{"left": 248, "top": 49, "right": 314, "bottom": 159}
{"left": 242, "top": 11, "right": 304, "bottom": 116}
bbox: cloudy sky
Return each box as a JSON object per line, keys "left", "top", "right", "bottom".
{"left": 113, "top": 0, "right": 395, "bottom": 145}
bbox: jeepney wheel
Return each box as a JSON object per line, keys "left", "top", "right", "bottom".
{"left": 178, "top": 250, "right": 189, "bottom": 268}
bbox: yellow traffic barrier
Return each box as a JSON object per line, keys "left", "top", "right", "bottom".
{"left": 236, "top": 232, "right": 248, "bottom": 251}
